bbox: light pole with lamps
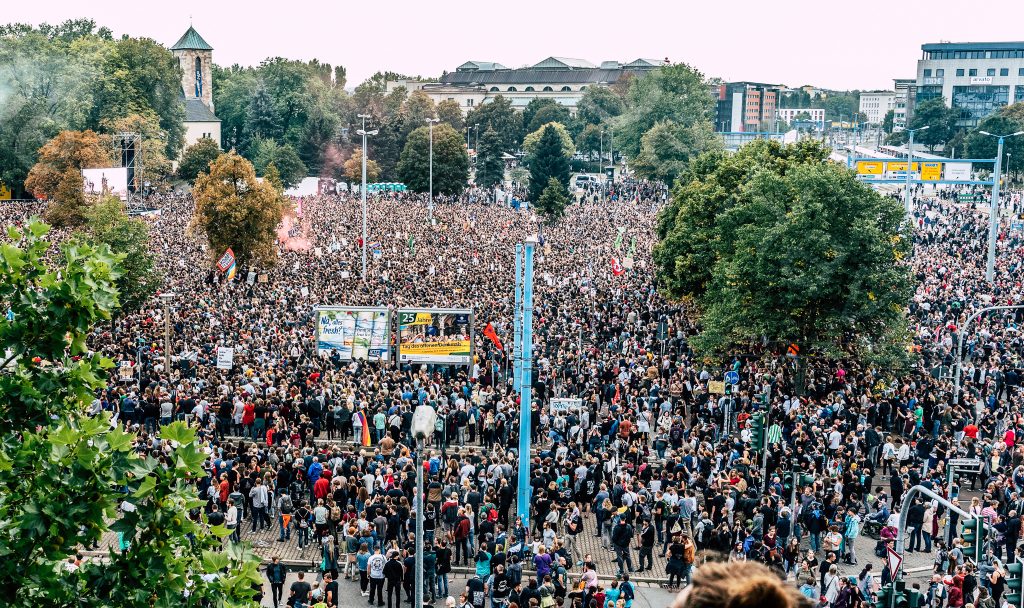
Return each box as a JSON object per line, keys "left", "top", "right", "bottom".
{"left": 411, "top": 405, "right": 437, "bottom": 608}
{"left": 474, "top": 123, "right": 480, "bottom": 155}
{"left": 426, "top": 118, "right": 439, "bottom": 222}
{"left": 158, "top": 292, "right": 175, "bottom": 374}
{"left": 978, "top": 130, "right": 1024, "bottom": 282}
{"left": 357, "top": 114, "right": 378, "bottom": 283}
{"left": 903, "top": 125, "right": 929, "bottom": 215}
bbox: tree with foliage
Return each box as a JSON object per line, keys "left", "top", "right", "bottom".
{"left": 822, "top": 91, "right": 861, "bottom": 122}
{"left": 631, "top": 119, "right": 722, "bottom": 185}
{"left": 88, "top": 36, "right": 185, "bottom": 157}
{"left": 343, "top": 148, "right": 381, "bottom": 184}
{"left": 536, "top": 177, "right": 570, "bottom": 218}
{"left": 81, "top": 196, "right": 161, "bottom": 313}
{"left": 397, "top": 123, "right": 469, "bottom": 195}
{"left": 436, "top": 100, "right": 465, "bottom": 131}
{"left": 0, "top": 218, "right": 262, "bottom": 607}
{"left": 964, "top": 111, "right": 1024, "bottom": 166}
{"left": 177, "top": 138, "right": 223, "bottom": 183}
{"left": 523, "top": 99, "right": 573, "bottom": 136}
{"left": 576, "top": 86, "right": 625, "bottom": 126}
{"left": 475, "top": 127, "right": 505, "bottom": 191}
{"left": 249, "top": 138, "right": 307, "bottom": 188}
{"left": 524, "top": 122, "right": 575, "bottom": 160}
{"left": 576, "top": 124, "right": 604, "bottom": 162}
{"left": 614, "top": 63, "right": 715, "bottom": 161}
{"left": 528, "top": 124, "right": 571, "bottom": 203}
{"left": 212, "top": 64, "right": 257, "bottom": 151}
{"left": 907, "top": 98, "right": 959, "bottom": 152}
{"left": 401, "top": 91, "right": 437, "bottom": 140}
{"left": 654, "top": 139, "right": 913, "bottom": 362}
{"left": 882, "top": 109, "right": 895, "bottom": 134}
{"left": 243, "top": 81, "right": 282, "bottom": 150}
{"left": 465, "top": 96, "right": 523, "bottom": 154}
{"left": 25, "top": 129, "right": 112, "bottom": 199}
{"left": 192, "top": 151, "right": 286, "bottom": 266}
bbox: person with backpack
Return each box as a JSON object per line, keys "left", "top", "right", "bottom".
{"left": 278, "top": 490, "right": 294, "bottom": 542}
{"left": 611, "top": 512, "right": 635, "bottom": 577}
{"left": 619, "top": 574, "right": 635, "bottom": 608}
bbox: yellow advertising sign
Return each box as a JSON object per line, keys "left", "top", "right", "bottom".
{"left": 399, "top": 340, "right": 472, "bottom": 357}
{"left": 0, "top": 183, "right": 10, "bottom": 201}
{"left": 921, "top": 162, "right": 942, "bottom": 181}
{"left": 855, "top": 161, "right": 884, "bottom": 175}
{"left": 884, "top": 161, "right": 921, "bottom": 173}
{"left": 707, "top": 380, "right": 726, "bottom": 394}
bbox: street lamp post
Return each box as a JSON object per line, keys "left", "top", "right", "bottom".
{"left": 978, "top": 130, "right": 1024, "bottom": 282}
{"left": 474, "top": 123, "right": 479, "bottom": 153}
{"left": 904, "top": 125, "right": 929, "bottom": 215}
{"left": 426, "top": 118, "right": 439, "bottom": 223}
{"left": 357, "top": 114, "right": 378, "bottom": 283}
{"left": 158, "top": 292, "right": 175, "bottom": 375}
{"left": 411, "top": 405, "right": 437, "bottom": 608}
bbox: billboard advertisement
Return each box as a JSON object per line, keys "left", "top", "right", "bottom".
{"left": 316, "top": 307, "right": 391, "bottom": 360}
{"left": 82, "top": 168, "right": 129, "bottom": 201}
{"left": 398, "top": 309, "right": 473, "bottom": 365}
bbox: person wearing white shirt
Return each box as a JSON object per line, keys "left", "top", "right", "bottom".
{"left": 225, "top": 499, "right": 240, "bottom": 543}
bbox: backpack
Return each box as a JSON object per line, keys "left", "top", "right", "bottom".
{"left": 621, "top": 582, "right": 634, "bottom": 601}
{"left": 279, "top": 494, "right": 293, "bottom": 514}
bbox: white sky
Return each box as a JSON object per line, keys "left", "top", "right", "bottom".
{"left": 7, "top": 0, "right": 1024, "bottom": 90}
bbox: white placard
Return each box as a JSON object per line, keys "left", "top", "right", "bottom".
{"left": 216, "top": 347, "right": 234, "bottom": 370}
{"left": 118, "top": 360, "right": 133, "bottom": 381}
{"left": 550, "top": 398, "right": 583, "bottom": 414}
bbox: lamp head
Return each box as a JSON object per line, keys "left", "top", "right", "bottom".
{"left": 980, "top": 131, "right": 993, "bottom": 137}
{"left": 411, "top": 405, "right": 437, "bottom": 440}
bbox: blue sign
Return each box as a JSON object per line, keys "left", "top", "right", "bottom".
{"left": 724, "top": 371, "right": 740, "bottom": 385}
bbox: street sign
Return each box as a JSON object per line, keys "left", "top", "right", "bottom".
{"left": 724, "top": 371, "right": 740, "bottom": 385}
{"left": 657, "top": 321, "right": 668, "bottom": 341}
{"left": 1013, "top": 222, "right": 1024, "bottom": 232}
{"left": 707, "top": 380, "right": 726, "bottom": 394}
{"left": 887, "top": 547, "right": 903, "bottom": 576}
{"left": 949, "top": 458, "right": 982, "bottom": 470}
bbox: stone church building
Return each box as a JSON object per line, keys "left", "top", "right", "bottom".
{"left": 170, "top": 26, "right": 221, "bottom": 154}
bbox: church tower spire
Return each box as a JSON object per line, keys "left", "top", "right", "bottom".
{"left": 170, "top": 25, "right": 214, "bottom": 112}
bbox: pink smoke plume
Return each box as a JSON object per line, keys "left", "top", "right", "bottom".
{"left": 277, "top": 210, "right": 312, "bottom": 252}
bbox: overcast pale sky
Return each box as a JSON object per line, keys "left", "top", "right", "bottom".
{"left": 7, "top": 0, "right": 1024, "bottom": 91}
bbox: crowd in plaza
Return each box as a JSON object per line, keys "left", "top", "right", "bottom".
{"left": 5, "top": 172, "right": 1024, "bottom": 608}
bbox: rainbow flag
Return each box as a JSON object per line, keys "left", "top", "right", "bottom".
{"left": 226, "top": 261, "right": 237, "bottom": 281}
{"left": 354, "top": 411, "right": 371, "bottom": 446}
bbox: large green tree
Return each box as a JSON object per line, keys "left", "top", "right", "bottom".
{"left": 475, "top": 126, "right": 505, "bottom": 191}
{"left": 397, "top": 123, "right": 469, "bottom": 195}
{"left": 177, "top": 137, "right": 223, "bottom": 183}
{"left": 631, "top": 119, "right": 722, "bottom": 185}
{"left": 907, "top": 98, "right": 959, "bottom": 152}
{"left": 614, "top": 63, "right": 715, "bottom": 161}
{"left": 0, "top": 219, "right": 261, "bottom": 607}
{"left": 576, "top": 86, "right": 625, "bottom": 126}
{"left": 528, "top": 124, "right": 571, "bottom": 203}
{"left": 654, "top": 139, "right": 913, "bottom": 361}
{"left": 436, "top": 99, "right": 465, "bottom": 132}
{"left": 249, "top": 138, "right": 307, "bottom": 188}
{"left": 963, "top": 110, "right": 1024, "bottom": 166}
{"left": 535, "top": 177, "right": 570, "bottom": 218}
{"left": 192, "top": 151, "right": 286, "bottom": 266}
{"left": 465, "top": 95, "right": 523, "bottom": 154}
{"left": 523, "top": 122, "right": 575, "bottom": 159}
{"left": 82, "top": 196, "right": 161, "bottom": 313}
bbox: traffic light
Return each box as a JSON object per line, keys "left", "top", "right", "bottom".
{"left": 783, "top": 472, "right": 794, "bottom": 497}
{"left": 1006, "top": 560, "right": 1023, "bottom": 608}
{"left": 874, "top": 584, "right": 893, "bottom": 608}
{"left": 960, "top": 517, "right": 984, "bottom": 562}
{"left": 749, "top": 412, "right": 765, "bottom": 451}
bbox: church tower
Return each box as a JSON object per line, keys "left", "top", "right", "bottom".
{"left": 170, "top": 26, "right": 214, "bottom": 112}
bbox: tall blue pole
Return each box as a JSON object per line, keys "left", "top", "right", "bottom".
{"left": 516, "top": 238, "right": 536, "bottom": 529}
{"left": 987, "top": 137, "right": 1004, "bottom": 283}
{"left": 513, "top": 244, "right": 523, "bottom": 392}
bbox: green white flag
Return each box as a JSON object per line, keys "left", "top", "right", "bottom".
{"left": 408, "top": 234, "right": 415, "bottom": 255}
{"left": 613, "top": 227, "right": 626, "bottom": 251}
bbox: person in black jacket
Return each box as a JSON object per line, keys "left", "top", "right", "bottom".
{"left": 266, "top": 556, "right": 286, "bottom": 608}
{"left": 906, "top": 498, "right": 925, "bottom": 553}
{"left": 383, "top": 552, "right": 404, "bottom": 608}
{"left": 637, "top": 519, "right": 656, "bottom": 571}
{"left": 435, "top": 539, "right": 452, "bottom": 599}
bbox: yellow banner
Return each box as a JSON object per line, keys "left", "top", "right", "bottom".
{"left": 885, "top": 161, "right": 921, "bottom": 173}
{"left": 855, "top": 161, "right": 884, "bottom": 175}
{"left": 399, "top": 340, "right": 471, "bottom": 356}
{"left": 921, "top": 162, "right": 942, "bottom": 181}
{"left": 0, "top": 183, "right": 10, "bottom": 201}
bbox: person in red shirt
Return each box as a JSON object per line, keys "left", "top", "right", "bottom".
{"left": 963, "top": 423, "right": 979, "bottom": 440}
{"left": 314, "top": 475, "right": 330, "bottom": 500}
{"left": 219, "top": 473, "right": 230, "bottom": 508}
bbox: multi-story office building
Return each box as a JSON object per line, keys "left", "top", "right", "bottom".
{"left": 714, "top": 82, "right": 782, "bottom": 132}
{"left": 915, "top": 41, "right": 1024, "bottom": 127}
{"left": 387, "top": 57, "right": 665, "bottom": 115}
{"left": 859, "top": 91, "right": 897, "bottom": 125}
{"left": 893, "top": 79, "right": 915, "bottom": 129}
{"left": 776, "top": 107, "right": 825, "bottom": 125}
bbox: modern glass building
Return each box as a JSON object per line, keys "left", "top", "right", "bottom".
{"left": 916, "top": 41, "right": 1024, "bottom": 127}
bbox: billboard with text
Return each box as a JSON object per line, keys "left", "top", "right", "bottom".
{"left": 316, "top": 307, "right": 391, "bottom": 361}
{"left": 397, "top": 309, "right": 473, "bottom": 365}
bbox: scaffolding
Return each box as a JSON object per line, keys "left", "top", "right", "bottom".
{"left": 112, "top": 132, "right": 146, "bottom": 213}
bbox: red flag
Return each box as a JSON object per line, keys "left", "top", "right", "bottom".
{"left": 483, "top": 322, "right": 504, "bottom": 351}
{"left": 610, "top": 257, "right": 624, "bottom": 276}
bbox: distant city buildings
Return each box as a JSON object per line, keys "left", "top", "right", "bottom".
{"left": 387, "top": 57, "right": 667, "bottom": 115}
{"left": 914, "top": 41, "right": 1024, "bottom": 127}
{"left": 776, "top": 107, "right": 825, "bottom": 126}
{"left": 859, "top": 91, "right": 897, "bottom": 125}
{"left": 713, "top": 82, "right": 781, "bottom": 133}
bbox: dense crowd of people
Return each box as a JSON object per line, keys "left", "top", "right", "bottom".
{"left": 5, "top": 172, "right": 1024, "bottom": 608}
